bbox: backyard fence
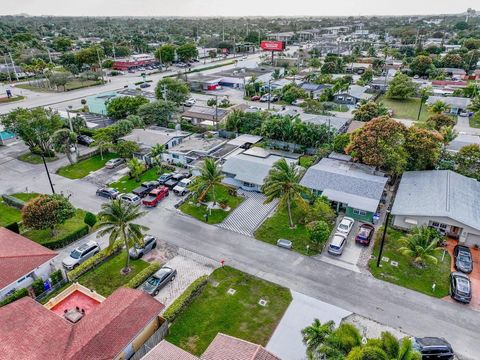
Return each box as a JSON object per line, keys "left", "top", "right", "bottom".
{"left": 129, "top": 319, "right": 169, "bottom": 360}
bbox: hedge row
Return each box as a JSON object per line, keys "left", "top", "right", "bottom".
{"left": 163, "top": 275, "right": 208, "bottom": 323}
{"left": 50, "top": 270, "right": 64, "bottom": 286}
{"left": 126, "top": 262, "right": 161, "bottom": 289}
{"left": 42, "top": 225, "right": 89, "bottom": 250}
{"left": 0, "top": 288, "right": 29, "bottom": 307}
{"left": 2, "top": 194, "right": 25, "bottom": 210}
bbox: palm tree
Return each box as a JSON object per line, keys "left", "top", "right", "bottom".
{"left": 440, "top": 126, "right": 457, "bottom": 145}
{"left": 97, "top": 200, "right": 149, "bottom": 274}
{"left": 150, "top": 144, "right": 166, "bottom": 168}
{"left": 301, "top": 319, "right": 335, "bottom": 358}
{"left": 318, "top": 323, "right": 362, "bottom": 359}
{"left": 262, "top": 158, "right": 307, "bottom": 228}
{"left": 398, "top": 226, "right": 444, "bottom": 267}
{"left": 417, "top": 86, "right": 432, "bottom": 120}
{"left": 127, "top": 158, "right": 145, "bottom": 182}
{"left": 191, "top": 157, "right": 224, "bottom": 204}
{"left": 52, "top": 129, "right": 76, "bottom": 165}
{"left": 428, "top": 100, "right": 450, "bottom": 115}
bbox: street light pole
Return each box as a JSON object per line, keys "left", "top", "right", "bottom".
{"left": 267, "top": 79, "right": 271, "bottom": 111}
{"left": 41, "top": 154, "right": 55, "bottom": 194}
{"left": 376, "top": 210, "right": 391, "bottom": 268}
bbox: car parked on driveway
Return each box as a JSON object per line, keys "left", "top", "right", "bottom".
{"left": 129, "top": 235, "right": 157, "bottom": 259}
{"left": 164, "top": 178, "right": 179, "bottom": 189}
{"left": 62, "top": 241, "right": 100, "bottom": 270}
{"left": 355, "top": 223, "right": 375, "bottom": 245}
{"left": 172, "top": 172, "right": 189, "bottom": 181}
{"left": 77, "top": 134, "right": 94, "bottom": 146}
{"left": 336, "top": 217, "right": 355, "bottom": 235}
{"left": 118, "top": 193, "right": 141, "bottom": 206}
{"left": 250, "top": 95, "right": 261, "bottom": 101}
{"left": 140, "top": 266, "right": 177, "bottom": 296}
{"left": 184, "top": 97, "right": 196, "bottom": 107}
{"left": 132, "top": 186, "right": 151, "bottom": 198}
{"left": 173, "top": 178, "right": 192, "bottom": 196}
{"left": 105, "top": 158, "right": 125, "bottom": 169}
{"left": 411, "top": 337, "right": 455, "bottom": 359}
{"left": 450, "top": 271, "right": 472, "bottom": 304}
{"left": 96, "top": 187, "right": 120, "bottom": 199}
{"left": 158, "top": 173, "right": 173, "bottom": 185}
{"left": 453, "top": 245, "right": 473, "bottom": 274}
{"left": 328, "top": 233, "right": 347, "bottom": 256}
{"left": 142, "top": 187, "right": 169, "bottom": 207}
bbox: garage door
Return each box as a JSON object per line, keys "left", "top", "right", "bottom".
{"left": 465, "top": 233, "right": 480, "bottom": 247}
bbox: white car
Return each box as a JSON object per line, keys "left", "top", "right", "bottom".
{"left": 336, "top": 217, "right": 355, "bottom": 235}
{"left": 62, "top": 241, "right": 100, "bottom": 270}
{"left": 184, "top": 97, "right": 196, "bottom": 107}
{"left": 328, "top": 233, "right": 348, "bottom": 256}
{"left": 118, "top": 193, "right": 141, "bottom": 206}
{"left": 173, "top": 178, "right": 193, "bottom": 196}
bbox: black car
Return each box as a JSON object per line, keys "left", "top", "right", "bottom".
{"left": 412, "top": 337, "right": 455, "bottom": 359}
{"left": 132, "top": 186, "right": 151, "bottom": 198}
{"left": 96, "top": 187, "right": 120, "bottom": 199}
{"left": 450, "top": 271, "right": 472, "bottom": 304}
{"left": 453, "top": 245, "right": 473, "bottom": 273}
{"left": 164, "top": 178, "right": 179, "bottom": 189}
{"left": 139, "top": 83, "right": 151, "bottom": 88}
{"left": 77, "top": 135, "right": 94, "bottom": 146}
{"left": 141, "top": 180, "right": 160, "bottom": 191}
{"left": 158, "top": 173, "right": 173, "bottom": 185}
{"left": 140, "top": 266, "right": 177, "bottom": 296}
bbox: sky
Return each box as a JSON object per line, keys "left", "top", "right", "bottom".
{"left": 0, "top": 0, "right": 476, "bottom": 17}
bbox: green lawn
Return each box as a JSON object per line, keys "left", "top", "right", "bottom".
{"left": 18, "top": 152, "right": 58, "bottom": 164}
{"left": 255, "top": 205, "right": 315, "bottom": 255}
{"left": 378, "top": 95, "right": 429, "bottom": 122}
{"left": 470, "top": 113, "right": 480, "bottom": 129}
{"left": 108, "top": 167, "right": 159, "bottom": 193}
{"left": 299, "top": 155, "right": 316, "bottom": 169}
{"left": 11, "top": 192, "right": 40, "bottom": 202}
{"left": 23, "top": 209, "right": 87, "bottom": 246}
{"left": 57, "top": 152, "right": 118, "bottom": 179}
{"left": 166, "top": 266, "right": 292, "bottom": 356}
{"left": 17, "top": 80, "right": 102, "bottom": 92}
{"left": 179, "top": 185, "right": 244, "bottom": 224}
{"left": 0, "top": 95, "right": 24, "bottom": 103}
{"left": 77, "top": 251, "right": 149, "bottom": 297}
{"left": 0, "top": 200, "right": 21, "bottom": 227}
{"left": 368, "top": 227, "right": 451, "bottom": 298}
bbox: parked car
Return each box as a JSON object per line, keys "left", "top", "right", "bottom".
{"left": 128, "top": 235, "right": 157, "bottom": 259}
{"left": 411, "top": 337, "right": 455, "bottom": 359}
{"left": 355, "top": 224, "right": 375, "bottom": 245}
{"left": 139, "top": 83, "right": 151, "bottom": 88}
{"left": 141, "top": 180, "right": 160, "bottom": 190}
{"left": 184, "top": 97, "right": 196, "bottom": 107}
{"left": 77, "top": 134, "right": 94, "bottom": 146}
{"left": 450, "top": 271, "right": 472, "bottom": 304}
{"left": 96, "top": 187, "right": 120, "bottom": 199}
{"left": 292, "top": 99, "right": 305, "bottom": 106}
{"left": 128, "top": 69, "right": 135, "bottom": 73}
{"left": 132, "top": 186, "right": 151, "bottom": 198}
{"left": 62, "top": 241, "right": 100, "bottom": 270}
{"left": 158, "top": 173, "right": 173, "bottom": 185}
{"left": 164, "top": 178, "right": 179, "bottom": 189}
{"left": 277, "top": 238, "right": 292, "bottom": 249}
{"left": 105, "top": 158, "right": 125, "bottom": 169}
{"left": 118, "top": 193, "right": 141, "bottom": 206}
{"left": 142, "top": 186, "right": 169, "bottom": 207}
{"left": 328, "top": 233, "right": 347, "bottom": 255}
{"left": 454, "top": 245, "right": 473, "bottom": 274}
{"left": 173, "top": 178, "right": 193, "bottom": 196}
{"left": 250, "top": 95, "right": 261, "bottom": 101}
{"left": 172, "top": 172, "right": 189, "bottom": 181}
{"left": 140, "top": 266, "right": 177, "bottom": 296}
{"left": 336, "top": 217, "right": 355, "bottom": 235}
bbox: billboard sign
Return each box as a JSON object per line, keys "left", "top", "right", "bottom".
{"left": 260, "top": 41, "right": 285, "bottom": 52}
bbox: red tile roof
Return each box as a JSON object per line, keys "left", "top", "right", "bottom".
{"left": 142, "top": 340, "right": 199, "bottom": 360}
{"left": 200, "top": 334, "right": 281, "bottom": 360}
{"left": 0, "top": 227, "right": 57, "bottom": 289}
{"left": 0, "top": 287, "right": 164, "bottom": 360}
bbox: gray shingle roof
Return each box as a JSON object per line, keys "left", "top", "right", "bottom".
{"left": 426, "top": 96, "right": 471, "bottom": 109}
{"left": 391, "top": 170, "right": 480, "bottom": 231}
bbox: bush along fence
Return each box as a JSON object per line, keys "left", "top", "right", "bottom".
{"left": 126, "top": 262, "right": 161, "bottom": 289}
{"left": 0, "top": 288, "right": 29, "bottom": 307}
{"left": 42, "top": 225, "right": 89, "bottom": 250}
{"left": 67, "top": 240, "right": 124, "bottom": 281}
{"left": 163, "top": 275, "right": 208, "bottom": 322}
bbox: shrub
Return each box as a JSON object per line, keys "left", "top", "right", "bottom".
{"left": 0, "top": 288, "right": 29, "bottom": 307}
{"left": 50, "top": 270, "right": 64, "bottom": 285}
{"left": 42, "top": 225, "right": 89, "bottom": 250}
{"left": 67, "top": 240, "right": 123, "bottom": 281}
{"left": 84, "top": 212, "right": 97, "bottom": 228}
{"left": 126, "top": 262, "right": 161, "bottom": 289}
{"left": 32, "top": 278, "right": 46, "bottom": 297}
{"left": 2, "top": 194, "right": 25, "bottom": 210}
{"left": 5, "top": 222, "right": 20, "bottom": 234}
{"left": 163, "top": 275, "right": 208, "bottom": 322}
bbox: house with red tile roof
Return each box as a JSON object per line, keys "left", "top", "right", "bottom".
{"left": 0, "top": 227, "right": 58, "bottom": 300}
{"left": 0, "top": 287, "right": 165, "bottom": 360}
{"left": 142, "top": 333, "right": 281, "bottom": 360}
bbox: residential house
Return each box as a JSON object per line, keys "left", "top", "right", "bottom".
{"left": 426, "top": 95, "right": 471, "bottom": 115}
{"left": 446, "top": 134, "right": 480, "bottom": 153}
{"left": 181, "top": 106, "right": 229, "bottom": 128}
{"left": 391, "top": 171, "right": 480, "bottom": 246}
{"left": 142, "top": 333, "right": 281, "bottom": 360}
{"left": 300, "top": 155, "right": 388, "bottom": 222}
{"left": 299, "top": 82, "right": 332, "bottom": 99}
{"left": 0, "top": 228, "right": 57, "bottom": 301}
{"left": 333, "top": 85, "right": 373, "bottom": 105}
{"left": 300, "top": 113, "right": 351, "bottom": 134}
{"left": 0, "top": 286, "right": 166, "bottom": 360}
{"left": 439, "top": 68, "right": 467, "bottom": 79}
{"left": 346, "top": 63, "right": 372, "bottom": 74}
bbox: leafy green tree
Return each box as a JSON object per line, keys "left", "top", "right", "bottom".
{"left": 225, "top": 110, "right": 266, "bottom": 134}
{"left": 333, "top": 133, "right": 351, "bottom": 154}
{"left": 442, "top": 53, "right": 464, "bottom": 69}
{"left": 106, "top": 96, "right": 149, "bottom": 119}
{"left": 150, "top": 144, "right": 166, "bottom": 167}
{"left": 93, "top": 128, "right": 114, "bottom": 159}
{"left": 357, "top": 68, "right": 374, "bottom": 85}
{"left": 125, "top": 114, "right": 144, "bottom": 128}
{"left": 427, "top": 100, "right": 450, "bottom": 114}
{"left": 75, "top": 46, "right": 104, "bottom": 67}
{"left": 456, "top": 144, "right": 480, "bottom": 180}
{"left": 409, "top": 55, "right": 434, "bottom": 76}
{"left": 191, "top": 158, "right": 224, "bottom": 204}
{"left": 155, "top": 44, "right": 176, "bottom": 68}
{"left": 84, "top": 212, "right": 97, "bottom": 228}
{"left": 405, "top": 127, "right": 443, "bottom": 170}
{"left": 426, "top": 113, "right": 456, "bottom": 131}
{"left": 155, "top": 77, "right": 189, "bottom": 105}
{"left": 386, "top": 73, "right": 416, "bottom": 100}
{"left": 52, "top": 129, "right": 77, "bottom": 165}
{"left": 440, "top": 126, "right": 457, "bottom": 145}
{"left": 301, "top": 319, "right": 335, "bottom": 359}
{"left": 97, "top": 199, "right": 149, "bottom": 274}
{"left": 127, "top": 157, "right": 145, "bottom": 181}
{"left": 262, "top": 158, "right": 307, "bottom": 228}
{"left": 282, "top": 83, "right": 308, "bottom": 104}
{"left": 115, "top": 140, "right": 140, "bottom": 159}
{"left": 398, "top": 226, "right": 443, "bottom": 267}
{"left": 137, "top": 100, "right": 177, "bottom": 126}
{"left": 1, "top": 108, "right": 63, "bottom": 157}
{"left": 308, "top": 220, "right": 331, "bottom": 250}
{"left": 48, "top": 72, "right": 71, "bottom": 91}
{"left": 353, "top": 101, "right": 388, "bottom": 122}
{"left": 111, "top": 119, "right": 135, "bottom": 140}
{"left": 176, "top": 43, "right": 199, "bottom": 62}
{"left": 467, "top": 96, "right": 480, "bottom": 113}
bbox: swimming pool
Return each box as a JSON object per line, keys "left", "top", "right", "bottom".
{"left": 86, "top": 91, "right": 118, "bottom": 115}
{"left": 0, "top": 131, "right": 15, "bottom": 141}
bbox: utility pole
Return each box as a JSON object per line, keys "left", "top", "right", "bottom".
{"left": 267, "top": 79, "right": 272, "bottom": 111}
{"left": 4, "top": 55, "right": 12, "bottom": 83}
{"left": 376, "top": 210, "right": 391, "bottom": 268}
{"left": 214, "top": 94, "right": 219, "bottom": 130}
{"left": 41, "top": 155, "right": 56, "bottom": 194}
{"left": 96, "top": 47, "right": 105, "bottom": 84}
{"left": 8, "top": 52, "right": 19, "bottom": 81}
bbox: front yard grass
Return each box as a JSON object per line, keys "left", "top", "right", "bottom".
{"left": 57, "top": 152, "right": 118, "bottom": 179}
{"left": 77, "top": 251, "right": 149, "bottom": 297}
{"left": 378, "top": 95, "right": 429, "bottom": 122}
{"left": 17, "top": 152, "right": 58, "bottom": 164}
{"left": 255, "top": 205, "right": 314, "bottom": 255}
{"left": 109, "top": 167, "right": 159, "bottom": 193}
{"left": 470, "top": 113, "right": 480, "bottom": 129}
{"left": 0, "top": 200, "right": 21, "bottom": 227}
{"left": 0, "top": 95, "right": 25, "bottom": 103}
{"left": 11, "top": 192, "right": 40, "bottom": 202}
{"left": 368, "top": 227, "right": 451, "bottom": 298}
{"left": 179, "top": 184, "right": 244, "bottom": 224}
{"left": 166, "top": 266, "right": 292, "bottom": 356}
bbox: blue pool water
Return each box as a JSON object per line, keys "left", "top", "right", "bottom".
{"left": 0, "top": 131, "right": 15, "bottom": 140}
{"left": 86, "top": 91, "right": 118, "bottom": 115}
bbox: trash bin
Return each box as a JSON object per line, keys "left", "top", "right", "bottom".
{"left": 372, "top": 213, "right": 380, "bottom": 225}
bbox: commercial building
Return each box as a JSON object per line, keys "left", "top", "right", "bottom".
{"left": 113, "top": 54, "right": 157, "bottom": 71}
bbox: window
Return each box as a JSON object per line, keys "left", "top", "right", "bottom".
{"left": 172, "top": 154, "right": 179, "bottom": 159}
{"left": 352, "top": 209, "right": 367, "bottom": 216}
{"left": 243, "top": 182, "right": 255, "bottom": 188}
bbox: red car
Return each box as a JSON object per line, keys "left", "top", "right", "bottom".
{"left": 142, "top": 187, "right": 169, "bottom": 207}
{"left": 250, "top": 95, "right": 261, "bottom": 101}
{"left": 355, "top": 223, "right": 375, "bottom": 245}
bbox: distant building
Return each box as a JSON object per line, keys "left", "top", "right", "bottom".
{"left": 113, "top": 54, "right": 157, "bottom": 71}
{"left": 333, "top": 85, "right": 373, "bottom": 104}
{"left": 426, "top": 96, "right": 471, "bottom": 115}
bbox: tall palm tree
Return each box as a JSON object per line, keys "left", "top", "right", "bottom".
{"left": 52, "top": 129, "right": 76, "bottom": 165}
{"left": 191, "top": 157, "right": 224, "bottom": 204}
{"left": 150, "top": 143, "right": 166, "bottom": 168}
{"left": 262, "top": 158, "right": 307, "bottom": 228}
{"left": 398, "top": 226, "right": 443, "bottom": 267}
{"left": 318, "top": 323, "right": 362, "bottom": 359}
{"left": 97, "top": 200, "right": 149, "bottom": 274}
{"left": 428, "top": 100, "right": 450, "bottom": 115}
{"left": 301, "top": 319, "right": 335, "bottom": 359}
